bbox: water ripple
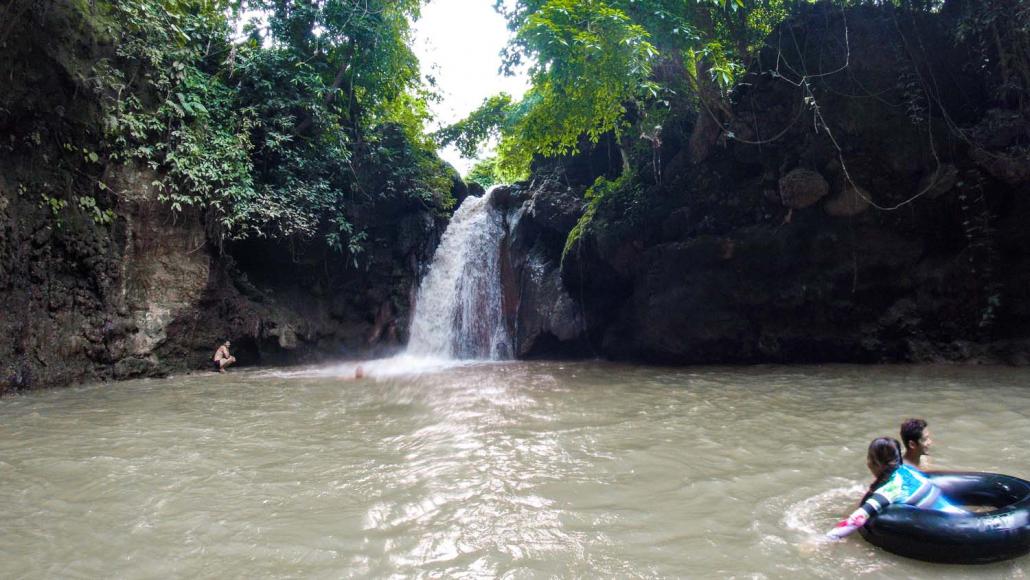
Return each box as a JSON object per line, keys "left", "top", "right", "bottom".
{"left": 1, "top": 363, "right": 1028, "bottom": 578}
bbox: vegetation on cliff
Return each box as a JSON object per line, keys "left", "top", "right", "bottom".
{"left": 0, "top": 0, "right": 463, "bottom": 391}
{"left": 1, "top": 0, "right": 455, "bottom": 260}
{"left": 438, "top": 0, "right": 1028, "bottom": 248}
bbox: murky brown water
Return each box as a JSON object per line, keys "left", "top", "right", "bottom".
{"left": 2, "top": 361, "right": 1028, "bottom": 578}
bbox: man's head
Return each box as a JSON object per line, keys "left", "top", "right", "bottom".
{"left": 900, "top": 418, "right": 931, "bottom": 457}
{"left": 224, "top": 340, "right": 231, "bottom": 347}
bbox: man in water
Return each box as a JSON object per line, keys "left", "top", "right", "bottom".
{"left": 212, "top": 340, "right": 236, "bottom": 373}
{"left": 901, "top": 418, "right": 932, "bottom": 469}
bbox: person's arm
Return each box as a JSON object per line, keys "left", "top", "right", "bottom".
{"left": 827, "top": 476, "right": 904, "bottom": 539}
{"left": 826, "top": 499, "right": 880, "bottom": 539}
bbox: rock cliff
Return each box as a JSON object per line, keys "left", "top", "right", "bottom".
{"left": 0, "top": 1, "right": 452, "bottom": 393}
{"left": 0, "top": 164, "right": 446, "bottom": 393}
{"left": 559, "top": 5, "right": 1030, "bottom": 364}
{"left": 492, "top": 182, "right": 590, "bottom": 359}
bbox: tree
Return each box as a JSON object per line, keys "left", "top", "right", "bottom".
{"left": 440, "top": 0, "right": 797, "bottom": 178}
{"left": 70, "top": 0, "right": 453, "bottom": 256}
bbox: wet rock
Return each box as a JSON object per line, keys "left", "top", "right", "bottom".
{"left": 113, "top": 356, "right": 159, "bottom": 379}
{"left": 467, "top": 182, "right": 486, "bottom": 199}
{"left": 513, "top": 244, "right": 585, "bottom": 357}
{"left": 396, "top": 212, "right": 435, "bottom": 257}
{"left": 277, "top": 324, "right": 298, "bottom": 350}
{"left": 489, "top": 184, "right": 530, "bottom": 211}
{"left": 450, "top": 171, "right": 469, "bottom": 206}
{"left": 502, "top": 180, "right": 588, "bottom": 356}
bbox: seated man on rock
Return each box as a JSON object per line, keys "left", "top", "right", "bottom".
{"left": 212, "top": 340, "right": 236, "bottom": 373}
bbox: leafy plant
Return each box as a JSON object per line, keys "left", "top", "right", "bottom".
{"left": 70, "top": 0, "right": 454, "bottom": 259}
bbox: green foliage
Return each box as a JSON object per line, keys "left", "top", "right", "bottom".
{"left": 435, "top": 94, "right": 515, "bottom": 158}
{"left": 466, "top": 157, "right": 503, "bottom": 188}
{"left": 57, "top": 0, "right": 452, "bottom": 259}
{"left": 77, "top": 195, "right": 116, "bottom": 226}
{"left": 954, "top": 0, "right": 1030, "bottom": 114}
{"left": 454, "top": 0, "right": 802, "bottom": 177}
{"left": 500, "top": 0, "right": 659, "bottom": 175}
{"left": 39, "top": 193, "right": 68, "bottom": 224}
{"left": 355, "top": 123, "right": 456, "bottom": 212}
{"left": 562, "top": 172, "right": 644, "bottom": 261}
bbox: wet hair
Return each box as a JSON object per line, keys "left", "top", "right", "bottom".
{"left": 900, "top": 418, "right": 928, "bottom": 449}
{"left": 860, "top": 437, "right": 904, "bottom": 504}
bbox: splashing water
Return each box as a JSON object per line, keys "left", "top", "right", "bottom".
{"left": 407, "top": 188, "right": 512, "bottom": 360}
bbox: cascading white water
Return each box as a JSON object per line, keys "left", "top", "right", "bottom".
{"left": 407, "top": 188, "right": 512, "bottom": 360}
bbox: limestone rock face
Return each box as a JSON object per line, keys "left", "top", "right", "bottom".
{"left": 121, "top": 199, "right": 210, "bottom": 357}
{"left": 779, "top": 169, "right": 829, "bottom": 209}
{"left": 274, "top": 323, "right": 299, "bottom": 350}
{"left": 0, "top": 161, "right": 446, "bottom": 391}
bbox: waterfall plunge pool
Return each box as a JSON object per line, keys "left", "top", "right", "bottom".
{"left": 3, "top": 362, "right": 1030, "bottom": 577}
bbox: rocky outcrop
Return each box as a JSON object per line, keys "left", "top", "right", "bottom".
{"left": 0, "top": 163, "right": 447, "bottom": 393}
{"left": 491, "top": 181, "right": 590, "bottom": 358}
{"left": 0, "top": 0, "right": 452, "bottom": 393}
{"left": 558, "top": 4, "right": 1030, "bottom": 365}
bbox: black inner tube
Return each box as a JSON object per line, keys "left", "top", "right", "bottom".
{"left": 932, "top": 472, "right": 1030, "bottom": 509}
{"left": 859, "top": 472, "right": 1030, "bottom": 564}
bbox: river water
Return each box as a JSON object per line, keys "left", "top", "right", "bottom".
{"left": 1, "top": 361, "right": 1028, "bottom": 578}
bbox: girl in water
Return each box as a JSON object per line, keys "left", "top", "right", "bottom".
{"left": 826, "top": 437, "right": 965, "bottom": 539}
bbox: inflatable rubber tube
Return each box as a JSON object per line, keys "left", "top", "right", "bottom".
{"left": 860, "top": 471, "right": 1030, "bottom": 564}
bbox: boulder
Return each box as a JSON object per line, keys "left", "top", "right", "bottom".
{"left": 113, "top": 356, "right": 160, "bottom": 379}
{"left": 778, "top": 168, "right": 829, "bottom": 209}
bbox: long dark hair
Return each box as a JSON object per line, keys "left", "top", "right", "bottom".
{"left": 860, "top": 437, "right": 904, "bottom": 504}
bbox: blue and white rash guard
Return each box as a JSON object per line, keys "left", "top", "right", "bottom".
{"left": 827, "top": 464, "right": 966, "bottom": 539}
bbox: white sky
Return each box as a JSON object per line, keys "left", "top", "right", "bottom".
{"left": 412, "top": 0, "right": 530, "bottom": 174}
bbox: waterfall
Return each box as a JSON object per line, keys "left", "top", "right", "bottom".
{"left": 407, "top": 187, "right": 512, "bottom": 360}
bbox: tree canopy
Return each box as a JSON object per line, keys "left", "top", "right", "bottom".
{"left": 3, "top": 0, "right": 455, "bottom": 260}
{"left": 438, "top": 0, "right": 1027, "bottom": 183}
{"left": 5, "top": 0, "right": 1025, "bottom": 253}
